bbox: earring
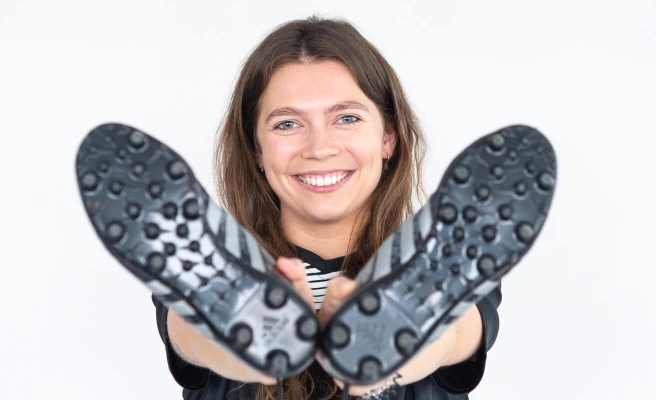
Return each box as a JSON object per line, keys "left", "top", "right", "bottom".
{"left": 260, "top": 167, "right": 264, "bottom": 173}
{"left": 384, "top": 155, "right": 391, "bottom": 170}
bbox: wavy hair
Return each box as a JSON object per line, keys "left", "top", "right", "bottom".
{"left": 214, "top": 15, "right": 428, "bottom": 400}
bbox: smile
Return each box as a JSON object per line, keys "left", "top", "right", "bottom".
{"left": 294, "top": 171, "right": 354, "bottom": 193}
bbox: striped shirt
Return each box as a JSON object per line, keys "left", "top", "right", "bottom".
{"left": 304, "top": 263, "right": 341, "bottom": 310}
{"left": 295, "top": 246, "right": 346, "bottom": 311}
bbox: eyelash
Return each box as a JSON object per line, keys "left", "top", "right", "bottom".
{"left": 274, "top": 115, "right": 361, "bottom": 131}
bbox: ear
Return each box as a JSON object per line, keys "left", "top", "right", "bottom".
{"left": 382, "top": 127, "right": 398, "bottom": 157}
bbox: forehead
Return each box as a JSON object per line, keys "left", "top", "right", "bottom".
{"left": 260, "top": 60, "right": 368, "bottom": 107}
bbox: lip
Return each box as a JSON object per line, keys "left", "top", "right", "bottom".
{"left": 295, "top": 169, "right": 351, "bottom": 176}
{"left": 294, "top": 171, "right": 354, "bottom": 193}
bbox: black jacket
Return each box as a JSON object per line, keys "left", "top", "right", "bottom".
{"left": 152, "top": 247, "right": 501, "bottom": 399}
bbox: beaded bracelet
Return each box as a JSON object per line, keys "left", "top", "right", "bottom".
{"left": 358, "top": 373, "right": 402, "bottom": 400}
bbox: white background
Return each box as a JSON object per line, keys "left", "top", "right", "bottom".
{"left": 1, "top": 0, "right": 655, "bottom": 399}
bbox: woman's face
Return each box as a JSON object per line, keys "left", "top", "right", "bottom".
{"left": 255, "top": 60, "right": 396, "bottom": 227}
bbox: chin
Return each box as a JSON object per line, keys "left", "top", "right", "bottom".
{"left": 306, "top": 208, "right": 349, "bottom": 224}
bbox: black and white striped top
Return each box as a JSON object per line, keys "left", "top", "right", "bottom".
{"left": 295, "top": 246, "right": 345, "bottom": 311}
{"left": 304, "top": 263, "right": 341, "bottom": 310}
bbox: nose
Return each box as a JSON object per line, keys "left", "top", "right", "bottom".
{"left": 300, "top": 123, "right": 340, "bottom": 161}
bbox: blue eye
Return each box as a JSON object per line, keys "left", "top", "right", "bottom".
{"left": 340, "top": 115, "right": 360, "bottom": 124}
{"left": 276, "top": 121, "right": 297, "bottom": 130}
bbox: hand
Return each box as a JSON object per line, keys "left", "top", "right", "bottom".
{"left": 315, "top": 275, "right": 358, "bottom": 329}
{"left": 315, "top": 276, "right": 396, "bottom": 396}
{"left": 272, "top": 257, "right": 315, "bottom": 312}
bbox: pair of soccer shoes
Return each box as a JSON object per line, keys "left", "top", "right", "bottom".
{"left": 75, "top": 123, "right": 556, "bottom": 386}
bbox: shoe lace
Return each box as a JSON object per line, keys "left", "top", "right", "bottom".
{"left": 277, "top": 378, "right": 283, "bottom": 400}
{"left": 341, "top": 382, "right": 350, "bottom": 400}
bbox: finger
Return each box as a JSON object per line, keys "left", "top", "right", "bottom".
{"left": 274, "top": 257, "right": 314, "bottom": 311}
{"left": 317, "top": 277, "right": 358, "bottom": 327}
{"left": 275, "top": 257, "right": 306, "bottom": 281}
{"left": 324, "top": 277, "right": 358, "bottom": 307}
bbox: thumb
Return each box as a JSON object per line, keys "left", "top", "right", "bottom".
{"left": 317, "top": 277, "right": 358, "bottom": 328}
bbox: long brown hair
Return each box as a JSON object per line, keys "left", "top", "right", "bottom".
{"left": 214, "top": 15, "right": 428, "bottom": 400}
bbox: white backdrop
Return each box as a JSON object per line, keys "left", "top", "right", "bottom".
{"left": 1, "top": 0, "right": 655, "bottom": 399}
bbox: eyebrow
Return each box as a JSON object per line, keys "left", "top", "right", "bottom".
{"left": 265, "top": 101, "right": 369, "bottom": 123}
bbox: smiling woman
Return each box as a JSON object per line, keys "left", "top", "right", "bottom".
{"left": 254, "top": 60, "right": 396, "bottom": 229}
{"left": 151, "top": 14, "right": 502, "bottom": 400}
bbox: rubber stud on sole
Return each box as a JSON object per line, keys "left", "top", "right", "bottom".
{"left": 516, "top": 222, "right": 535, "bottom": 243}
{"left": 452, "top": 227, "right": 465, "bottom": 242}
{"left": 515, "top": 181, "right": 528, "bottom": 196}
{"left": 450, "top": 263, "right": 461, "bottom": 275}
{"left": 126, "top": 203, "right": 141, "bottom": 219}
{"left": 167, "top": 161, "right": 185, "bottom": 180}
{"left": 147, "top": 252, "right": 166, "bottom": 273}
{"left": 164, "top": 243, "right": 176, "bottom": 256}
{"left": 482, "top": 225, "right": 497, "bottom": 242}
{"left": 128, "top": 130, "right": 146, "bottom": 149}
{"left": 109, "top": 180, "right": 123, "bottom": 195}
{"left": 267, "top": 351, "right": 290, "bottom": 376}
{"left": 466, "top": 245, "right": 478, "bottom": 259}
{"left": 176, "top": 224, "right": 189, "bottom": 238}
{"left": 358, "top": 358, "right": 382, "bottom": 382}
{"left": 188, "top": 240, "right": 200, "bottom": 252}
{"left": 477, "top": 255, "right": 496, "bottom": 276}
{"left": 81, "top": 172, "right": 99, "bottom": 191}
{"left": 499, "top": 204, "right": 513, "bottom": 220}
{"left": 297, "top": 315, "right": 318, "bottom": 340}
{"left": 265, "top": 286, "right": 288, "bottom": 309}
{"left": 183, "top": 198, "right": 200, "bottom": 220}
{"left": 144, "top": 223, "right": 160, "bottom": 239}
{"left": 438, "top": 204, "right": 458, "bottom": 225}
{"left": 329, "top": 322, "right": 350, "bottom": 348}
{"left": 357, "top": 292, "right": 380, "bottom": 315}
{"left": 489, "top": 133, "right": 505, "bottom": 151}
{"left": 132, "top": 163, "right": 146, "bottom": 177}
{"left": 98, "top": 161, "right": 109, "bottom": 173}
{"left": 475, "top": 185, "right": 491, "bottom": 201}
{"left": 463, "top": 206, "right": 478, "bottom": 223}
{"left": 525, "top": 162, "right": 537, "bottom": 175}
{"left": 106, "top": 221, "right": 125, "bottom": 243}
{"left": 231, "top": 324, "right": 253, "bottom": 350}
{"left": 490, "top": 165, "right": 504, "bottom": 179}
{"left": 395, "top": 329, "right": 418, "bottom": 357}
{"left": 162, "top": 202, "right": 177, "bottom": 219}
{"left": 452, "top": 165, "right": 470, "bottom": 184}
{"left": 537, "top": 172, "right": 555, "bottom": 191}
{"left": 148, "top": 182, "right": 164, "bottom": 198}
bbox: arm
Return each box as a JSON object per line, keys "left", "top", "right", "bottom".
{"left": 332, "top": 304, "right": 482, "bottom": 395}
{"left": 325, "top": 278, "right": 501, "bottom": 397}
{"left": 153, "top": 257, "right": 313, "bottom": 389}
{"left": 393, "top": 303, "right": 483, "bottom": 384}
{"left": 166, "top": 308, "right": 277, "bottom": 385}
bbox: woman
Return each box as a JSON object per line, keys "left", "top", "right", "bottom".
{"left": 161, "top": 15, "right": 504, "bottom": 400}
{"left": 76, "top": 15, "right": 557, "bottom": 400}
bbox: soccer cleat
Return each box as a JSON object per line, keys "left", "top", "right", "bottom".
{"left": 76, "top": 123, "right": 319, "bottom": 379}
{"left": 318, "top": 124, "right": 557, "bottom": 385}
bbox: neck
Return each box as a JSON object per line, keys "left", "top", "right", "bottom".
{"left": 281, "top": 208, "right": 368, "bottom": 260}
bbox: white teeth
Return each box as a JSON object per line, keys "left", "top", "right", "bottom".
{"left": 298, "top": 172, "right": 349, "bottom": 187}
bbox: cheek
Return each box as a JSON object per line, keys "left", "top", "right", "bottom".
{"left": 348, "top": 141, "right": 382, "bottom": 166}
{"left": 262, "top": 140, "right": 298, "bottom": 169}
